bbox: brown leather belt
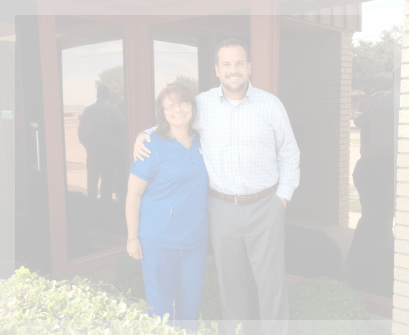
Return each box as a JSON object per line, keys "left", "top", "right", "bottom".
{"left": 209, "top": 184, "right": 277, "bottom": 206}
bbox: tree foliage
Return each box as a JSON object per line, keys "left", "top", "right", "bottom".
{"left": 352, "top": 25, "right": 402, "bottom": 98}
{"left": 173, "top": 75, "right": 199, "bottom": 96}
{"left": 95, "top": 65, "right": 124, "bottom": 105}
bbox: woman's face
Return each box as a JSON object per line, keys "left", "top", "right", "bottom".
{"left": 162, "top": 94, "right": 193, "bottom": 129}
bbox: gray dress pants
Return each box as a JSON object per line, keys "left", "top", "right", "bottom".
{"left": 208, "top": 192, "right": 289, "bottom": 335}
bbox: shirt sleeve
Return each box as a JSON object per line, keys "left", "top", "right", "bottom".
{"left": 130, "top": 140, "right": 157, "bottom": 182}
{"left": 143, "top": 127, "right": 157, "bottom": 136}
{"left": 273, "top": 99, "right": 300, "bottom": 201}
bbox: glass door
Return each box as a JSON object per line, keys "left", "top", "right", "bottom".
{"left": 61, "top": 37, "right": 127, "bottom": 260}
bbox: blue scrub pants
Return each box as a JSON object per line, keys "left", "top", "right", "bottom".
{"left": 139, "top": 239, "right": 207, "bottom": 332}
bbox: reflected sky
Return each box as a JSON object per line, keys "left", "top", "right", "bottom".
{"left": 62, "top": 39, "right": 198, "bottom": 106}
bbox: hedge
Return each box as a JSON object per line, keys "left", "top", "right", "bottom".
{"left": 0, "top": 267, "right": 219, "bottom": 334}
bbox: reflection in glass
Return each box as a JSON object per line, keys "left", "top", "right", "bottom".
{"left": 62, "top": 40, "right": 127, "bottom": 260}
{"left": 154, "top": 40, "right": 199, "bottom": 97}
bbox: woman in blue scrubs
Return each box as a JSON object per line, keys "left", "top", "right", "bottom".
{"left": 125, "top": 83, "right": 208, "bottom": 332}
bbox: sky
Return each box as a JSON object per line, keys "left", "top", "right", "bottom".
{"left": 352, "top": 0, "right": 405, "bottom": 44}
{"left": 62, "top": 0, "right": 405, "bottom": 107}
{"left": 62, "top": 40, "right": 198, "bottom": 106}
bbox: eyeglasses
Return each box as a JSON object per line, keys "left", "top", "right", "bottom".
{"left": 164, "top": 102, "right": 192, "bottom": 111}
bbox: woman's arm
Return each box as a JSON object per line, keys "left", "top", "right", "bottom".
{"left": 125, "top": 173, "right": 148, "bottom": 259}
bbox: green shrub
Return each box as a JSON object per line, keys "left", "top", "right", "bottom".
{"left": 288, "top": 277, "right": 371, "bottom": 335}
{"left": 285, "top": 225, "right": 342, "bottom": 279}
{"left": 15, "top": 267, "right": 151, "bottom": 320}
{"left": 0, "top": 267, "right": 219, "bottom": 334}
{"left": 348, "top": 239, "right": 393, "bottom": 297}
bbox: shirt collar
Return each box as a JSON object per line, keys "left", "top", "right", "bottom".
{"left": 218, "top": 81, "right": 254, "bottom": 103}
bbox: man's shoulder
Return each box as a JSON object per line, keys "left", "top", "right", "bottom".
{"left": 370, "top": 91, "right": 394, "bottom": 114}
{"left": 196, "top": 87, "right": 220, "bottom": 103}
{"left": 82, "top": 101, "right": 106, "bottom": 115}
{"left": 250, "top": 86, "right": 281, "bottom": 104}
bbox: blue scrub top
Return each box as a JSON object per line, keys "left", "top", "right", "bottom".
{"left": 130, "top": 133, "right": 209, "bottom": 249}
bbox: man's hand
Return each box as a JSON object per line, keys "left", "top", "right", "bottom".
{"left": 133, "top": 133, "right": 152, "bottom": 161}
{"left": 280, "top": 198, "right": 287, "bottom": 209}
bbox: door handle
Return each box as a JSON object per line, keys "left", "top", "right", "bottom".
{"left": 30, "top": 122, "right": 41, "bottom": 171}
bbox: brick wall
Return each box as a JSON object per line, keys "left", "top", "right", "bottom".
{"left": 393, "top": 1, "right": 409, "bottom": 334}
{"left": 279, "top": 30, "right": 351, "bottom": 226}
{"left": 15, "top": 46, "right": 28, "bottom": 216}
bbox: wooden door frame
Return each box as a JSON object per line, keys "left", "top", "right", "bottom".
{"left": 39, "top": 7, "right": 280, "bottom": 278}
{"left": 250, "top": 0, "right": 280, "bottom": 95}
{"left": 39, "top": 15, "right": 278, "bottom": 278}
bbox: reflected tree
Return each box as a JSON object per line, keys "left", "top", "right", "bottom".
{"left": 95, "top": 65, "right": 124, "bottom": 105}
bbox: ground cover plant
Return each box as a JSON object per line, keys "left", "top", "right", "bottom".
{"left": 114, "top": 253, "right": 371, "bottom": 335}
{"left": 288, "top": 277, "right": 369, "bottom": 320}
{"left": 0, "top": 267, "right": 219, "bottom": 334}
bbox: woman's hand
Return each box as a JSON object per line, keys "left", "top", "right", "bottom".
{"left": 127, "top": 238, "right": 143, "bottom": 260}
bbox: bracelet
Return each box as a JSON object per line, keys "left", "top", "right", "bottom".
{"left": 127, "top": 237, "right": 139, "bottom": 243}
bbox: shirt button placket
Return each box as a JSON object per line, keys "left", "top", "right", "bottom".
{"left": 234, "top": 106, "right": 243, "bottom": 194}
{"left": 190, "top": 155, "right": 194, "bottom": 165}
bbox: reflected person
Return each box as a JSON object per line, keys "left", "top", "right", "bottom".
{"left": 349, "top": 72, "right": 397, "bottom": 253}
{"left": 78, "top": 85, "right": 123, "bottom": 202}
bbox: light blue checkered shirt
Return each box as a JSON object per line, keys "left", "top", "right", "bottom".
{"left": 146, "top": 82, "right": 300, "bottom": 201}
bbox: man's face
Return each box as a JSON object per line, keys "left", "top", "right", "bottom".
{"left": 215, "top": 46, "right": 251, "bottom": 97}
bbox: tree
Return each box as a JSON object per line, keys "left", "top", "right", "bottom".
{"left": 173, "top": 75, "right": 199, "bottom": 96}
{"left": 95, "top": 65, "right": 124, "bottom": 105}
{"left": 352, "top": 25, "right": 402, "bottom": 99}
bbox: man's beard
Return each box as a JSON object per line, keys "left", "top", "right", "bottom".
{"left": 222, "top": 75, "right": 247, "bottom": 93}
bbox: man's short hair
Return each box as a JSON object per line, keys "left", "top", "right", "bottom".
{"left": 214, "top": 38, "right": 250, "bottom": 65}
{"left": 97, "top": 85, "right": 110, "bottom": 100}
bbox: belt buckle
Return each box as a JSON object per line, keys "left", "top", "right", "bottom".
{"left": 234, "top": 195, "right": 247, "bottom": 205}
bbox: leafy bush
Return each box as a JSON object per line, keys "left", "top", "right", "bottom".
{"left": 285, "top": 225, "right": 342, "bottom": 279}
{"left": 288, "top": 277, "right": 371, "bottom": 335}
{"left": 15, "top": 267, "right": 151, "bottom": 320}
{"left": 0, "top": 267, "right": 219, "bottom": 334}
{"left": 348, "top": 239, "right": 393, "bottom": 297}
